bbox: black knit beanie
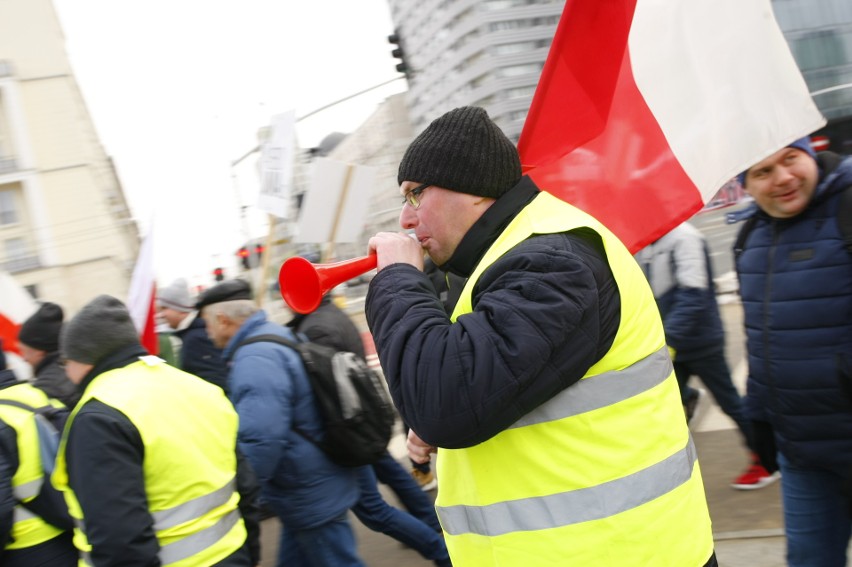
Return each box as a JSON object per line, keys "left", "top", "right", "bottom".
{"left": 18, "top": 302, "right": 64, "bottom": 352}
{"left": 397, "top": 106, "right": 522, "bottom": 199}
{"left": 61, "top": 295, "right": 141, "bottom": 365}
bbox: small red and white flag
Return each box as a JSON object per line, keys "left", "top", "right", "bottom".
{"left": 0, "top": 270, "right": 37, "bottom": 356}
{"left": 126, "top": 230, "right": 159, "bottom": 355}
{"left": 518, "top": 0, "right": 825, "bottom": 252}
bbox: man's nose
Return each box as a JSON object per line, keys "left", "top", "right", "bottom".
{"left": 400, "top": 205, "right": 417, "bottom": 230}
{"left": 775, "top": 165, "right": 796, "bottom": 185}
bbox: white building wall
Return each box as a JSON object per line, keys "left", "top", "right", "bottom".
{"left": 0, "top": 0, "right": 138, "bottom": 313}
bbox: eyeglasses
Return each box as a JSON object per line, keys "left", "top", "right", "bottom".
{"left": 401, "top": 183, "right": 431, "bottom": 209}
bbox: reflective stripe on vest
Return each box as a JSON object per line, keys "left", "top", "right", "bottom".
{"left": 151, "top": 478, "right": 236, "bottom": 531}
{"left": 13, "top": 504, "right": 38, "bottom": 524}
{"left": 12, "top": 477, "right": 42, "bottom": 501}
{"left": 509, "top": 346, "right": 670, "bottom": 430}
{"left": 159, "top": 508, "right": 241, "bottom": 565}
{"left": 439, "top": 437, "right": 697, "bottom": 536}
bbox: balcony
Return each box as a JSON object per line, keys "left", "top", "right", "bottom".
{"left": 2, "top": 254, "right": 41, "bottom": 274}
{"left": 0, "top": 156, "right": 18, "bottom": 174}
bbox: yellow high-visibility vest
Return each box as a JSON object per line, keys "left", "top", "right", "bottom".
{"left": 0, "top": 383, "right": 66, "bottom": 550}
{"left": 440, "top": 191, "right": 713, "bottom": 566}
{"left": 52, "top": 357, "right": 246, "bottom": 567}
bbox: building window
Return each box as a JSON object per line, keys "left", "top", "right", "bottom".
{"left": 506, "top": 86, "right": 537, "bottom": 99}
{"left": 0, "top": 190, "right": 17, "bottom": 225}
{"left": 499, "top": 63, "right": 542, "bottom": 77}
{"left": 3, "top": 237, "right": 38, "bottom": 273}
{"left": 792, "top": 30, "right": 850, "bottom": 71}
{"left": 5, "top": 237, "right": 26, "bottom": 259}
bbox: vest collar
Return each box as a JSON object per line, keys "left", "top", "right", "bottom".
{"left": 442, "top": 176, "right": 539, "bottom": 278}
{"left": 79, "top": 344, "right": 149, "bottom": 392}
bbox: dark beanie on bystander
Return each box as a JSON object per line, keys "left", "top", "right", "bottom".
{"left": 397, "top": 106, "right": 522, "bottom": 199}
{"left": 18, "top": 302, "right": 64, "bottom": 352}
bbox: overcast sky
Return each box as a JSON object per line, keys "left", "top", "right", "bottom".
{"left": 51, "top": 0, "right": 407, "bottom": 285}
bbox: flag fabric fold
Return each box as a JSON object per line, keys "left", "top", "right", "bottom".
{"left": 518, "top": 0, "right": 825, "bottom": 252}
{"left": 127, "top": 230, "right": 159, "bottom": 355}
{"left": 0, "top": 271, "right": 37, "bottom": 356}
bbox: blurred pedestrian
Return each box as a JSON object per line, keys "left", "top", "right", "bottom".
{"left": 18, "top": 303, "right": 79, "bottom": 408}
{"left": 366, "top": 106, "right": 715, "bottom": 565}
{"left": 635, "top": 221, "right": 778, "bottom": 490}
{"left": 1, "top": 344, "right": 77, "bottom": 565}
{"left": 199, "top": 280, "right": 365, "bottom": 567}
{"left": 735, "top": 137, "right": 852, "bottom": 565}
{"left": 54, "top": 295, "right": 258, "bottom": 565}
{"left": 157, "top": 278, "right": 229, "bottom": 391}
{"left": 287, "top": 295, "right": 451, "bottom": 567}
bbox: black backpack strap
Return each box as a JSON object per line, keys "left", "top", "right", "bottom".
{"left": 0, "top": 399, "right": 38, "bottom": 413}
{"left": 236, "top": 334, "right": 301, "bottom": 351}
{"left": 0, "top": 399, "right": 67, "bottom": 427}
{"left": 838, "top": 184, "right": 852, "bottom": 255}
{"left": 733, "top": 215, "right": 759, "bottom": 260}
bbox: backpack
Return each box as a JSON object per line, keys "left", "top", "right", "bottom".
{"left": 0, "top": 399, "right": 69, "bottom": 475}
{"left": 236, "top": 334, "right": 396, "bottom": 467}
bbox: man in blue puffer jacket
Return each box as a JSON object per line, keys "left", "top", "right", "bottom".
{"left": 735, "top": 137, "right": 852, "bottom": 567}
{"left": 197, "top": 280, "right": 364, "bottom": 567}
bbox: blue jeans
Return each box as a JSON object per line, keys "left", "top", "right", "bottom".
{"left": 779, "top": 453, "right": 852, "bottom": 567}
{"left": 674, "top": 351, "right": 752, "bottom": 448}
{"left": 277, "top": 513, "right": 365, "bottom": 567}
{"left": 352, "top": 452, "right": 449, "bottom": 565}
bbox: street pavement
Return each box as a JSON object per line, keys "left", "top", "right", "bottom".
{"left": 260, "top": 259, "right": 808, "bottom": 565}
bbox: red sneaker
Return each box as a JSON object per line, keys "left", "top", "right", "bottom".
{"left": 731, "top": 456, "right": 780, "bottom": 490}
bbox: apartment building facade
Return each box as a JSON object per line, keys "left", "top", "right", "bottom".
{"left": 387, "top": 0, "right": 562, "bottom": 141}
{"left": 0, "top": 0, "right": 138, "bottom": 312}
{"left": 774, "top": 0, "right": 852, "bottom": 151}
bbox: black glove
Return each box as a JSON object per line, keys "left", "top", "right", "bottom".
{"left": 750, "top": 420, "right": 778, "bottom": 473}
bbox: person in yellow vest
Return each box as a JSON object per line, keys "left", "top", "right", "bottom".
{"left": 365, "top": 106, "right": 716, "bottom": 566}
{"left": 0, "top": 344, "right": 77, "bottom": 565}
{"left": 52, "top": 295, "right": 260, "bottom": 566}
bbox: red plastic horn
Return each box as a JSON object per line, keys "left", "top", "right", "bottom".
{"left": 278, "top": 255, "right": 377, "bottom": 314}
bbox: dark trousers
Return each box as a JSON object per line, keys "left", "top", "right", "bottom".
{"left": 351, "top": 452, "right": 449, "bottom": 564}
{"left": 1, "top": 531, "right": 77, "bottom": 567}
{"left": 675, "top": 350, "right": 753, "bottom": 449}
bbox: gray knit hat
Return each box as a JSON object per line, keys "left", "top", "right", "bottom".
{"left": 157, "top": 278, "right": 194, "bottom": 312}
{"left": 61, "top": 295, "right": 141, "bottom": 365}
{"left": 397, "top": 106, "right": 522, "bottom": 199}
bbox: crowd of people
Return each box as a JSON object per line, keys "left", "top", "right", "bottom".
{"left": 0, "top": 105, "right": 850, "bottom": 567}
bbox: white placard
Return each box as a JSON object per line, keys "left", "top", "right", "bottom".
{"left": 257, "top": 110, "right": 296, "bottom": 218}
{"left": 296, "top": 157, "right": 376, "bottom": 243}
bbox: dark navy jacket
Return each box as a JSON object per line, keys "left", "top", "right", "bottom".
{"left": 175, "top": 314, "right": 229, "bottom": 392}
{"left": 737, "top": 153, "right": 852, "bottom": 472}
{"left": 365, "top": 178, "right": 620, "bottom": 449}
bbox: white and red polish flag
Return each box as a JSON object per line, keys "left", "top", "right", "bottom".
{"left": 127, "top": 230, "right": 158, "bottom": 355}
{"left": 518, "top": 0, "right": 825, "bottom": 253}
{"left": 0, "top": 271, "right": 37, "bottom": 356}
